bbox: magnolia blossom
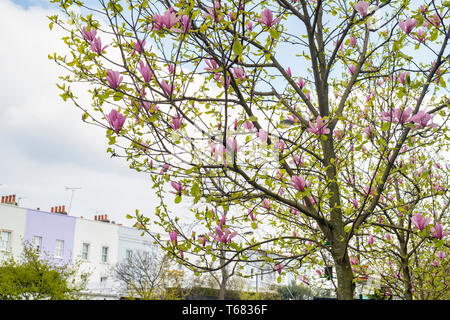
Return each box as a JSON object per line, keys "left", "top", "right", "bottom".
{"left": 243, "top": 121, "right": 255, "bottom": 131}
{"left": 431, "top": 222, "right": 448, "bottom": 239}
{"left": 409, "top": 110, "right": 437, "bottom": 129}
{"left": 170, "top": 181, "right": 184, "bottom": 195}
{"left": 257, "top": 8, "right": 281, "bottom": 27}
{"left": 411, "top": 213, "right": 431, "bottom": 231}
{"left": 90, "top": 36, "right": 108, "bottom": 54}
{"left": 169, "top": 230, "right": 177, "bottom": 245}
{"left": 350, "top": 36, "right": 357, "bottom": 46}
{"left": 132, "top": 39, "right": 146, "bottom": 55}
{"left": 153, "top": 8, "right": 179, "bottom": 30}
{"left": 138, "top": 60, "right": 153, "bottom": 82}
{"left": 107, "top": 109, "right": 126, "bottom": 134}
{"left": 368, "top": 235, "right": 374, "bottom": 245}
{"left": 307, "top": 116, "right": 330, "bottom": 135}
{"left": 171, "top": 115, "right": 182, "bottom": 130}
{"left": 275, "top": 263, "right": 283, "bottom": 274}
{"left": 213, "top": 227, "right": 238, "bottom": 244}
{"left": 262, "top": 199, "right": 271, "bottom": 210}
{"left": 399, "top": 18, "right": 417, "bottom": 34}
{"left": 257, "top": 128, "right": 268, "bottom": 143}
{"left": 81, "top": 26, "right": 97, "bottom": 41}
{"left": 161, "top": 80, "right": 174, "bottom": 96}
{"left": 292, "top": 175, "right": 306, "bottom": 192}
{"left": 354, "top": 1, "right": 369, "bottom": 18}
{"left": 296, "top": 77, "right": 306, "bottom": 89}
{"left": 106, "top": 70, "right": 123, "bottom": 89}
{"left": 232, "top": 67, "right": 247, "bottom": 81}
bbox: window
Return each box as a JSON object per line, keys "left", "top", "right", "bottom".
{"left": 101, "top": 246, "right": 109, "bottom": 263}
{"left": 33, "top": 236, "right": 42, "bottom": 252}
{"left": 82, "top": 243, "right": 90, "bottom": 260}
{"left": 126, "top": 249, "right": 132, "bottom": 262}
{"left": 55, "top": 240, "right": 64, "bottom": 258}
{"left": 0, "top": 231, "right": 11, "bottom": 251}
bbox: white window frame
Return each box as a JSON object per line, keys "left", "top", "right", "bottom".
{"left": 55, "top": 239, "right": 64, "bottom": 258}
{"left": 33, "top": 236, "right": 42, "bottom": 252}
{"left": 101, "top": 246, "right": 109, "bottom": 263}
{"left": 0, "top": 230, "right": 12, "bottom": 252}
{"left": 82, "top": 243, "right": 90, "bottom": 261}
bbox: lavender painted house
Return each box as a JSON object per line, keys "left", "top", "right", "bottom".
{"left": 24, "top": 208, "right": 76, "bottom": 265}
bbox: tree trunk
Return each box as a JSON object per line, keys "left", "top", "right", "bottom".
{"left": 332, "top": 248, "right": 355, "bottom": 300}
{"left": 401, "top": 258, "right": 413, "bottom": 300}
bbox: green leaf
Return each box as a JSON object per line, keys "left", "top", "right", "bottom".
{"left": 113, "top": 91, "right": 124, "bottom": 101}
{"left": 175, "top": 194, "right": 182, "bottom": 204}
{"left": 232, "top": 39, "right": 243, "bottom": 56}
{"left": 381, "top": 122, "right": 390, "bottom": 131}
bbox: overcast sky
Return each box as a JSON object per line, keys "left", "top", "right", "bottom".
{"left": 0, "top": 0, "right": 190, "bottom": 229}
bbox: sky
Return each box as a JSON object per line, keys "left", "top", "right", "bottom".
{"left": 0, "top": 0, "right": 186, "bottom": 229}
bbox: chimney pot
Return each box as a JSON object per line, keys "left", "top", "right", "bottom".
{"left": 101, "top": 215, "right": 104, "bottom": 220}
{"left": 94, "top": 215, "right": 97, "bottom": 221}
{"left": 105, "top": 214, "right": 108, "bottom": 221}
{"left": 12, "top": 195, "right": 16, "bottom": 203}
{"left": 37, "top": 208, "right": 40, "bottom": 211}
{"left": 51, "top": 207, "right": 54, "bottom": 213}
{"left": 62, "top": 205, "right": 65, "bottom": 213}
{"left": 7, "top": 195, "right": 11, "bottom": 203}
{"left": 1, "top": 196, "right": 4, "bottom": 203}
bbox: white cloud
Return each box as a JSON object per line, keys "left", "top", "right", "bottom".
{"left": 0, "top": 0, "right": 172, "bottom": 229}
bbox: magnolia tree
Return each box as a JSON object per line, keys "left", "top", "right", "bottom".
{"left": 49, "top": 0, "right": 449, "bottom": 299}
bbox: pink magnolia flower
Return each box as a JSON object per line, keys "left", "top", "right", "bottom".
{"left": 132, "top": 39, "right": 146, "bottom": 55}
{"left": 349, "top": 65, "right": 356, "bottom": 76}
{"left": 411, "top": 213, "right": 431, "bottom": 231}
{"left": 431, "top": 222, "right": 448, "bottom": 239}
{"left": 385, "top": 233, "right": 391, "bottom": 241}
{"left": 351, "top": 199, "right": 359, "bottom": 209}
{"left": 107, "top": 109, "right": 126, "bottom": 133}
{"left": 399, "top": 18, "right": 417, "bottom": 34}
{"left": 246, "top": 21, "right": 253, "bottom": 31}
{"left": 81, "top": 26, "right": 97, "bottom": 41}
{"left": 232, "top": 67, "right": 247, "bottom": 81}
{"left": 161, "top": 80, "right": 174, "bottom": 96}
{"left": 368, "top": 235, "right": 374, "bottom": 245}
{"left": 213, "top": 227, "right": 238, "bottom": 244}
{"left": 161, "top": 163, "right": 170, "bottom": 174}
{"left": 243, "top": 121, "right": 255, "bottom": 131}
{"left": 350, "top": 36, "right": 357, "bottom": 47}
{"left": 409, "top": 110, "right": 437, "bottom": 129}
{"left": 170, "top": 181, "right": 184, "bottom": 195}
{"left": 90, "top": 36, "right": 108, "bottom": 54}
{"left": 291, "top": 175, "right": 306, "bottom": 192}
{"left": 262, "top": 199, "right": 271, "bottom": 210}
{"left": 286, "top": 67, "right": 292, "bottom": 77}
{"left": 169, "top": 230, "right": 177, "bottom": 245}
{"left": 413, "top": 29, "right": 427, "bottom": 43}
{"left": 138, "top": 60, "right": 153, "bottom": 82}
{"left": 275, "top": 263, "right": 283, "bottom": 274}
{"left": 397, "top": 71, "right": 410, "bottom": 85}
{"left": 307, "top": 116, "right": 330, "bottom": 135}
{"left": 170, "top": 115, "right": 182, "bottom": 130}
{"left": 106, "top": 70, "right": 123, "bottom": 89}
{"left": 354, "top": 1, "right": 369, "bottom": 18}
{"left": 205, "top": 58, "right": 219, "bottom": 72}
{"left": 256, "top": 8, "right": 281, "bottom": 28}
{"left": 436, "top": 250, "right": 446, "bottom": 260}
{"left": 178, "top": 15, "right": 191, "bottom": 33}
{"left": 257, "top": 128, "right": 268, "bottom": 143}
{"left": 296, "top": 77, "right": 306, "bottom": 89}
{"left": 350, "top": 257, "right": 358, "bottom": 265}
{"left": 153, "top": 8, "right": 179, "bottom": 30}
{"left": 249, "top": 209, "right": 256, "bottom": 221}
{"left": 204, "top": 1, "right": 223, "bottom": 22}
{"left": 226, "top": 137, "right": 238, "bottom": 154}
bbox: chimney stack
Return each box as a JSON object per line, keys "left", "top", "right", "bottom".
{"left": 1, "top": 195, "right": 18, "bottom": 206}
{"left": 94, "top": 215, "right": 97, "bottom": 221}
